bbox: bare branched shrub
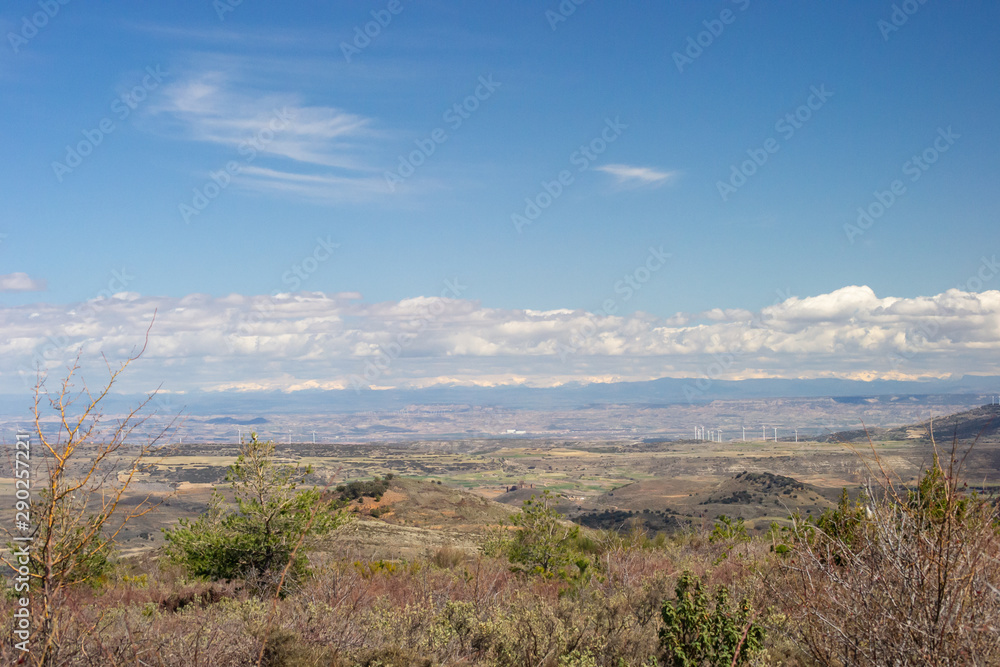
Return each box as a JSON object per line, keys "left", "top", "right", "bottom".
{"left": 1, "top": 321, "right": 176, "bottom": 665}
{"left": 775, "top": 424, "right": 1000, "bottom": 666}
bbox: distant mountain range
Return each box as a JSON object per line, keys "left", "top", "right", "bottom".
{"left": 159, "top": 374, "right": 1000, "bottom": 415}
{"left": 203, "top": 417, "right": 269, "bottom": 425}
{"left": 2, "top": 374, "right": 998, "bottom": 417}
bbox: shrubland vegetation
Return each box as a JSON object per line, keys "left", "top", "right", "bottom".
{"left": 2, "top": 356, "right": 999, "bottom": 665}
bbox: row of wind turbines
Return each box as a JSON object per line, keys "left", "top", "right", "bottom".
{"left": 236, "top": 428, "right": 319, "bottom": 444}
{"left": 695, "top": 393, "right": 1000, "bottom": 443}
{"left": 694, "top": 425, "right": 798, "bottom": 443}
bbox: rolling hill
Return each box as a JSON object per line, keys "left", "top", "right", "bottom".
{"left": 327, "top": 477, "right": 516, "bottom": 560}
{"left": 575, "top": 471, "right": 839, "bottom": 531}
{"left": 819, "top": 404, "right": 1000, "bottom": 443}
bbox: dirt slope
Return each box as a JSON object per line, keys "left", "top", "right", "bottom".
{"left": 329, "top": 477, "right": 516, "bottom": 560}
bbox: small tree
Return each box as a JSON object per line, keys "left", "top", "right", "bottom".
{"left": 659, "top": 571, "right": 765, "bottom": 667}
{"left": 1, "top": 323, "right": 173, "bottom": 665}
{"left": 164, "top": 432, "right": 347, "bottom": 591}
{"left": 505, "top": 490, "right": 590, "bottom": 581}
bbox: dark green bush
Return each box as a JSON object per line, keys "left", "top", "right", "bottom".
{"left": 337, "top": 477, "right": 391, "bottom": 501}
{"left": 659, "top": 571, "right": 765, "bottom": 667}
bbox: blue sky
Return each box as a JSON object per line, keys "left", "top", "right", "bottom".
{"left": 2, "top": 1, "right": 1000, "bottom": 393}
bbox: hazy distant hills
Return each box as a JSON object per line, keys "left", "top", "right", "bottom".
{"left": 203, "top": 416, "right": 268, "bottom": 425}
{"left": 127, "top": 374, "right": 1000, "bottom": 414}
{"left": 187, "top": 374, "right": 1000, "bottom": 415}
{"left": 2, "top": 374, "right": 998, "bottom": 417}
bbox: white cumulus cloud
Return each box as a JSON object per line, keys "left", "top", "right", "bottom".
{"left": 0, "top": 272, "right": 47, "bottom": 292}
{"left": 2, "top": 286, "right": 998, "bottom": 393}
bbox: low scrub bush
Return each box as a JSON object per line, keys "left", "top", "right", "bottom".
{"left": 774, "top": 434, "right": 1000, "bottom": 666}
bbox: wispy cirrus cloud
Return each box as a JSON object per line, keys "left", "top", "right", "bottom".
{"left": 238, "top": 166, "right": 388, "bottom": 202}
{"left": 596, "top": 163, "right": 679, "bottom": 188}
{"left": 0, "top": 272, "right": 46, "bottom": 292}
{"left": 147, "top": 68, "right": 388, "bottom": 199}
